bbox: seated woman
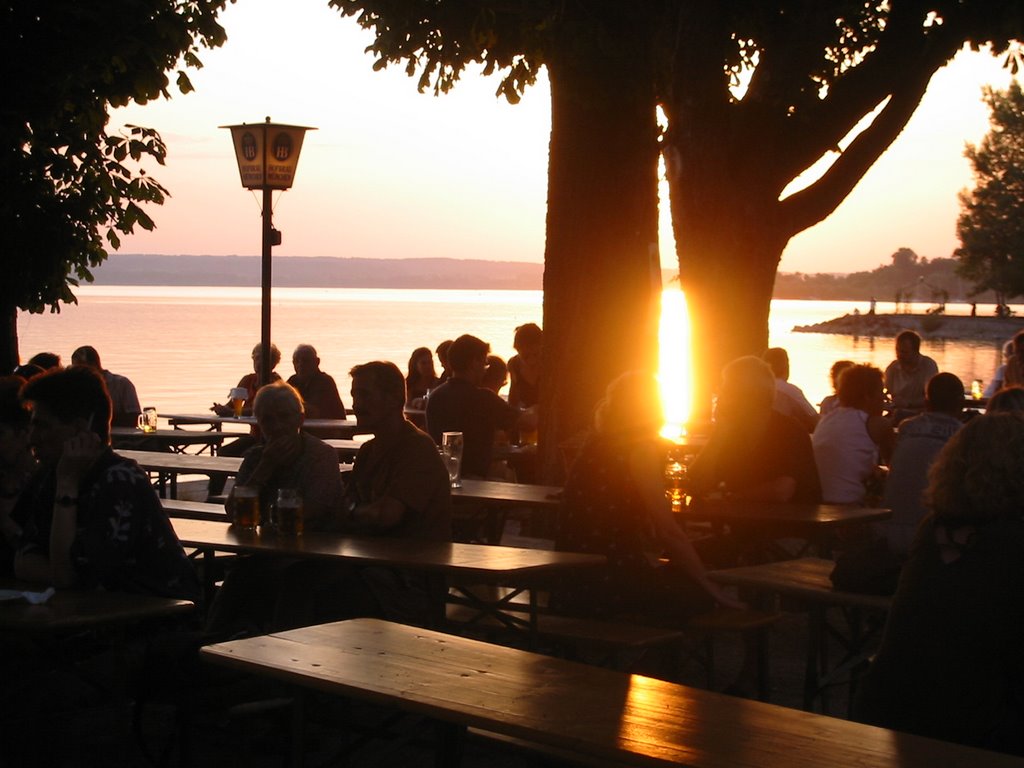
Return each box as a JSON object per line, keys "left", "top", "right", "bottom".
{"left": 554, "top": 372, "right": 742, "bottom": 623}
{"left": 812, "top": 364, "right": 893, "bottom": 505}
{"left": 853, "top": 413, "right": 1024, "bottom": 756}
{"left": 508, "top": 323, "right": 542, "bottom": 409}
{"left": 405, "top": 346, "right": 440, "bottom": 408}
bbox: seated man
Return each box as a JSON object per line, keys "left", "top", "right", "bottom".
{"left": 425, "top": 334, "right": 534, "bottom": 479}
{"left": 241, "top": 363, "right": 451, "bottom": 631}
{"left": 762, "top": 347, "right": 818, "bottom": 432}
{"left": 207, "top": 381, "right": 343, "bottom": 636}
{"left": 13, "top": 366, "right": 198, "bottom": 600}
{"left": 880, "top": 372, "right": 964, "bottom": 555}
{"left": 884, "top": 330, "right": 938, "bottom": 419}
{"left": 287, "top": 344, "right": 347, "bottom": 420}
{"left": 689, "top": 356, "right": 821, "bottom": 504}
{"left": 70, "top": 345, "right": 141, "bottom": 428}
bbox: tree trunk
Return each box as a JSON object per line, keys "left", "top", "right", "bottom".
{"left": 0, "top": 303, "right": 18, "bottom": 372}
{"left": 540, "top": 23, "right": 662, "bottom": 482}
{"left": 674, "top": 208, "right": 789, "bottom": 425}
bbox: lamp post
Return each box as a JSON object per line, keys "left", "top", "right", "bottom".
{"left": 222, "top": 117, "right": 315, "bottom": 386}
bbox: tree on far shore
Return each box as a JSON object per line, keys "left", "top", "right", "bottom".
{"left": 1, "top": 0, "right": 229, "bottom": 371}
{"left": 955, "top": 82, "right": 1024, "bottom": 309}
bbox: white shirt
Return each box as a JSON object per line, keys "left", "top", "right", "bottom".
{"left": 812, "top": 406, "right": 878, "bottom": 505}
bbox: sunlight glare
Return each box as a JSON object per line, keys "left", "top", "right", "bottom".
{"left": 659, "top": 288, "right": 692, "bottom": 440}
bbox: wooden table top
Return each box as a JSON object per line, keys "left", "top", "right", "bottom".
{"left": 201, "top": 618, "right": 1014, "bottom": 768}
{"left": 121, "top": 449, "right": 245, "bottom": 475}
{"left": 454, "top": 478, "right": 561, "bottom": 507}
{"left": 161, "top": 413, "right": 364, "bottom": 433}
{"left": 172, "top": 518, "right": 602, "bottom": 579}
{"left": 682, "top": 499, "right": 891, "bottom": 528}
{"left": 709, "top": 558, "right": 893, "bottom": 611}
{"left": 0, "top": 582, "right": 194, "bottom": 634}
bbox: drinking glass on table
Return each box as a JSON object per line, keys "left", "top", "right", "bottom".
{"left": 137, "top": 406, "right": 158, "bottom": 433}
{"left": 441, "top": 431, "right": 464, "bottom": 489}
{"left": 228, "top": 387, "right": 248, "bottom": 418}
{"left": 232, "top": 485, "right": 261, "bottom": 531}
{"left": 275, "top": 488, "right": 304, "bottom": 536}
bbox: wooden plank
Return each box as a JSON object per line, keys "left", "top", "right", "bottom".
{"left": 0, "top": 585, "right": 193, "bottom": 634}
{"left": 201, "top": 618, "right": 1017, "bottom": 768}
{"left": 709, "top": 558, "right": 892, "bottom": 611}
{"left": 170, "top": 518, "right": 603, "bottom": 579}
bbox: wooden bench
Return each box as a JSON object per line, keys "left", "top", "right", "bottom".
{"left": 710, "top": 557, "right": 892, "bottom": 712}
{"left": 200, "top": 618, "right": 1019, "bottom": 768}
{"left": 445, "top": 592, "right": 779, "bottom": 699}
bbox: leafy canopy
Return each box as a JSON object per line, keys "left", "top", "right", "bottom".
{"left": 2, "top": 0, "right": 230, "bottom": 316}
{"left": 955, "top": 82, "right": 1024, "bottom": 302}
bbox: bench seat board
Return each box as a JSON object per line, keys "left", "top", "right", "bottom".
{"left": 201, "top": 619, "right": 1013, "bottom": 768}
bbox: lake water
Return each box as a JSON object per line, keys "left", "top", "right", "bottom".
{"left": 15, "top": 286, "right": 1018, "bottom": 417}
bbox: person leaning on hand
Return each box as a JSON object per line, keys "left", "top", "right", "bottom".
{"left": 12, "top": 366, "right": 198, "bottom": 600}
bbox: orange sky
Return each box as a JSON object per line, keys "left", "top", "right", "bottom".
{"left": 113, "top": 0, "right": 1016, "bottom": 275}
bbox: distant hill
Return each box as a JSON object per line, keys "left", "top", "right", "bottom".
{"left": 92, "top": 254, "right": 545, "bottom": 290}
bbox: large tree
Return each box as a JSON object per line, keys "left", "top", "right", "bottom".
{"left": 660, "top": 3, "right": 1024, "bottom": 417}
{"left": 954, "top": 82, "right": 1024, "bottom": 307}
{"left": 336, "top": 1, "right": 1023, "bottom": 476}
{"left": 1, "top": 0, "right": 229, "bottom": 370}
{"left": 334, "top": 1, "right": 664, "bottom": 479}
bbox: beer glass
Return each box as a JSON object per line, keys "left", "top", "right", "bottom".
{"left": 275, "top": 488, "right": 304, "bottom": 536}
{"left": 441, "top": 431, "right": 463, "bottom": 489}
{"left": 232, "top": 485, "right": 261, "bottom": 530}
{"left": 137, "top": 407, "right": 158, "bottom": 433}
{"left": 228, "top": 387, "right": 248, "bottom": 418}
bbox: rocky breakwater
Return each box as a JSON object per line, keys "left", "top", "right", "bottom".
{"left": 794, "top": 312, "right": 1024, "bottom": 341}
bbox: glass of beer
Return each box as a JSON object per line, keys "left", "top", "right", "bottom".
{"left": 441, "top": 431, "right": 463, "bottom": 489}
{"left": 232, "top": 485, "right": 261, "bottom": 531}
{"left": 137, "top": 407, "right": 158, "bottom": 433}
{"left": 275, "top": 488, "right": 304, "bottom": 536}
{"left": 228, "top": 387, "right": 248, "bottom": 418}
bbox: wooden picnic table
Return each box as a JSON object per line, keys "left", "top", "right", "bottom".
{"left": 172, "top": 517, "right": 602, "bottom": 642}
{"left": 710, "top": 558, "right": 892, "bottom": 712}
{"left": 201, "top": 618, "right": 1017, "bottom": 768}
{"left": 681, "top": 499, "right": 891, "bottom": 558}
{"left": 160, "top": 412, "right": 367, "bottom": 436}
{"left": 0, "top": 581, "right": 194, "bottom": 635}
{"left": 120, "top": 449, "right": 246, "bottom": 498}
{"left": 110, "top": 427, "right": 232, "bottom": 455}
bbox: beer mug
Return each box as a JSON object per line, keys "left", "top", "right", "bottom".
{"left": 275, "top": 488, "right": 304, "bottom": 536}
{"left": 440, "top": 431, "right": 464, "bottom": 489}
{"left": 228, "top": 387, "right": 248, "bottom": 418}
{"left": 137, "top": 407, "right": 158, "bottom": 433}
{"left": 232, "top": 485, "right": 261, "bottom": 531}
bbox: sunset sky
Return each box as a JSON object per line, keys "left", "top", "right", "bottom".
{"left": 113, "top": 0, "right": 1017, "bottom": 275}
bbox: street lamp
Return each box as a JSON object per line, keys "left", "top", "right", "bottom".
{"left": 222, "top": 117, "right": 316, "bottom": 385}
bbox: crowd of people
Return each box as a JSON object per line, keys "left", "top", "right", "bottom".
{"left": 2, "top": 325, "right": 1023, "bottom": 758}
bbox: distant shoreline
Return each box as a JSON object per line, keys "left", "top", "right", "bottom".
{"left": 794, "top": 312, "right": 1024, "bottom": 341}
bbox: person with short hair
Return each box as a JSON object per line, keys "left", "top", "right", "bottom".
{"left": 819, "top": 359, "right": 855, "bottom": 415}
{"left": 987, "top": 385, "right": 1024, "bottom": 413}
{"left": 762, "top": 347, "right": 818, "bottom": 432}
{"left": 689, "top": 356, "right": 821, "bottom": 504}
{"left": 207, "top": 342, "right": 283, "bottom": 499}
{"left": 508, "top": 323, "right": 542, "bottom": 409}
{"left": 287, "top": 344, "right": 346, "bottom": 420}
{"left": 26, "top": 352, "right": 61, "bottom": 371}
{"left": 884, "top": 330, "right": 938, "bottom": 417}
{"left": 70, "top": 345, "right": 142, "bottom": 428}
{"left": 854, "top": 413, "right": 1024, "bottom": 755}
{"left": 12, "top": 366, "right": 198, "bottom": 599}
{"left": 207, "top": 381, "right": 343, "bottom": 637}
{"left": 425, "top": 334, "right": 532, "bottom": 478}
{"left": 812, "top": 364, "right": 893, "bottom": 505}
{"left": 880, "top": 372, "right": 964, "bottom": 555}
{"left": 481, "top": 354, "right": 508, "bottom": 395}
{"left": 1004, "top": 329, "right": 1024, "bottom": 388}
